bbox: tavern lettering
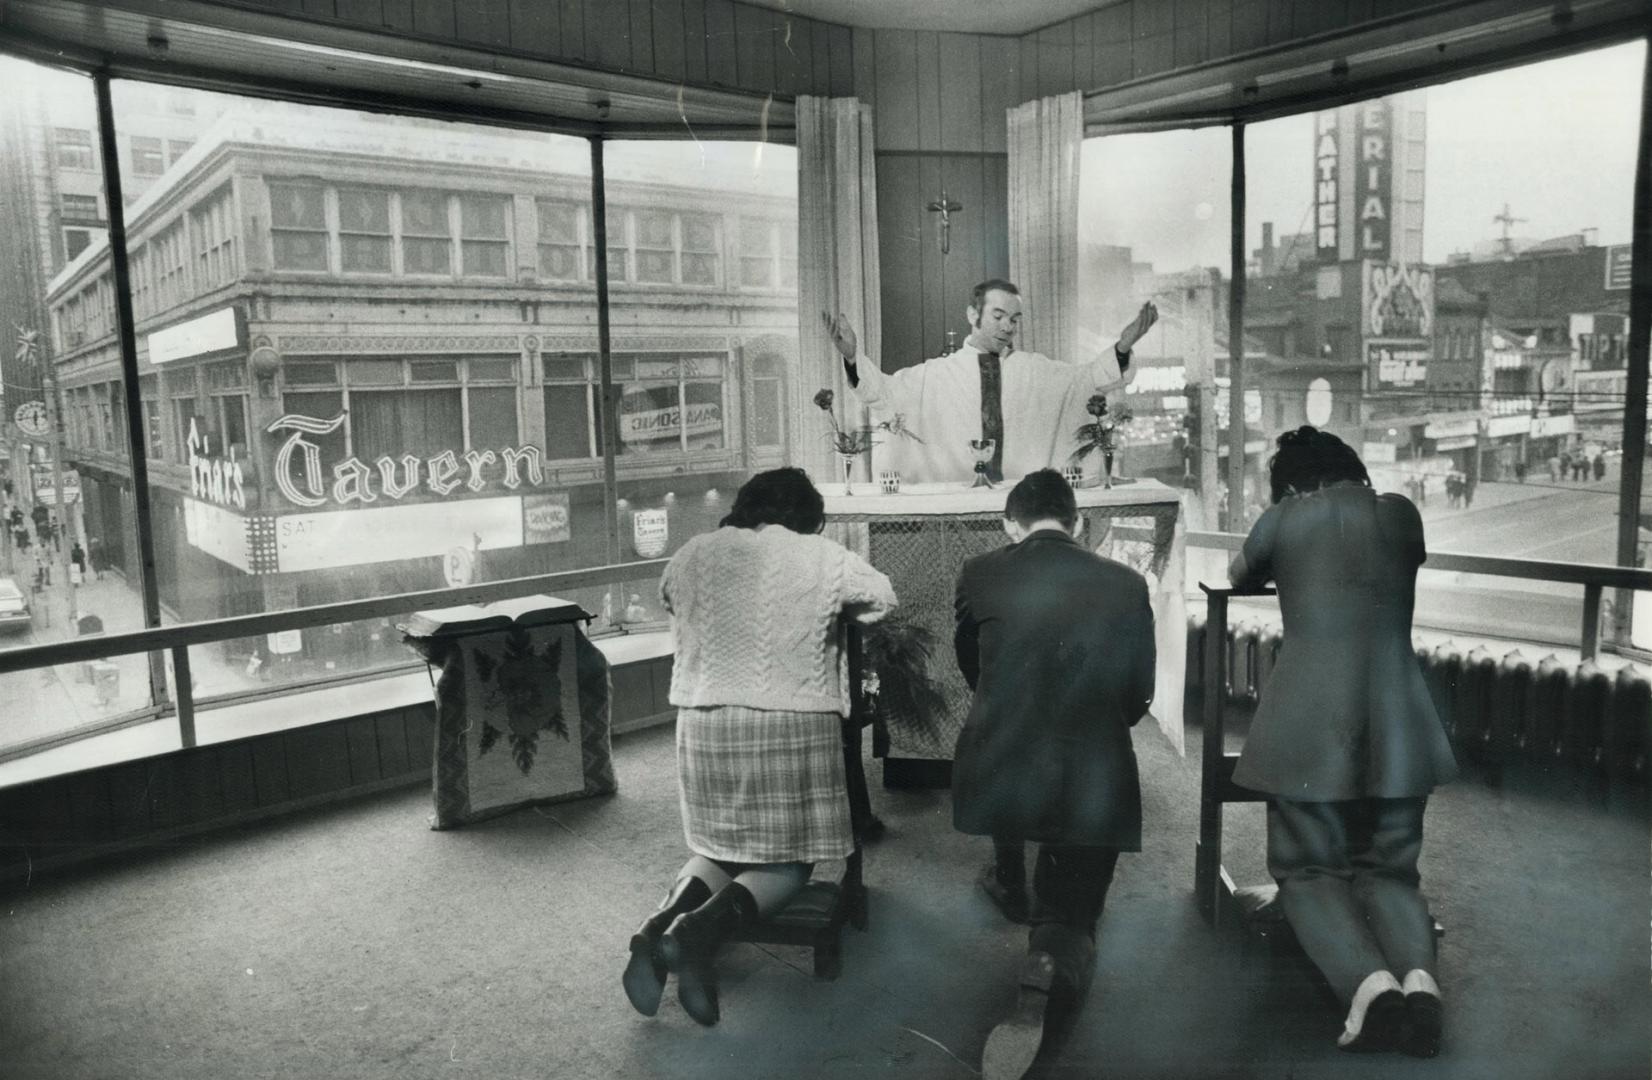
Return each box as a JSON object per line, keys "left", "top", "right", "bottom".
{"left": 267, "top": 413, "right": 546, "bottom": 509}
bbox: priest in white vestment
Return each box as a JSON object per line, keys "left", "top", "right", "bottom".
{"left": 823, "top": 279, "right": 1158, "bottom": 483}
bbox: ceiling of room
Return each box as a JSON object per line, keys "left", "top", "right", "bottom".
{"left": 755, "top": 0, "right": 1114, "bottom": 36}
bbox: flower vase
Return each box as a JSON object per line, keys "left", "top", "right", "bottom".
{"left": 837, "top": 453, "right": 859, "bottom": 495}
{"left": 1103, "top": 450, "right": 1115, "bottom": 489}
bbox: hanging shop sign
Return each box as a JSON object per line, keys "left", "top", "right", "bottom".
{"left": 1368, "top": 343, "right": 1429, "bottom": 389}
{"left": 267, "top": 413, "right": 548, "bottom": 509}
{"left": 1304, "top": 378, "right": 1334, "bottom": 427}
{"left": 1354, "top": 101, "right": 1391, "bottom": 257}
{"left": 1605, "top": 244, "right": 1631, "bottom": 291}
{"left": 1424, "top": 415, "right": 1479, "bottom": 440}
{"left": 272, "top": 497, "right": 525, "bottom": 573}
{"left": 619, "top": 401, "right": 723, "bottom": 446}
{"left": 187, "top": 417, "right": 247, "bottom": 509}
{"left": 1529, "top": 414, "right": 1575, "bottom": 439}
{"left": 1434, "top": 436, "right": 1476, "bottom": 451}
{"left": 148, "top": 306, "right": 243, "bottom": 365}
{"left": 523, "top": 492, "right": 571, "bottom": 544}
{"left": 632, "top": 508, "right": 669, "bottom": 558}
{"left": 1365, "top": 263, "right": 1433, "bottom": 338}
{"left": 1314, "top": 110, "right": 1339, "bottom": 259}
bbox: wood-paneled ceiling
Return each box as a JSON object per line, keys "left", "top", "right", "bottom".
{"left": 749, "top": 0, "right": 1111, "bottom": 35}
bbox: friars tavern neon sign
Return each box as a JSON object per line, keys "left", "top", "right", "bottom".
{"left": 267, "top": 413, "right": 546, "bottom": 509}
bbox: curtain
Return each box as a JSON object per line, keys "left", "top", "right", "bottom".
{"left": 794, "top": 96, "right": 881, "bottom": 484}
{"left": 1008, "top": 92, "right": 1083, "bottom": 363}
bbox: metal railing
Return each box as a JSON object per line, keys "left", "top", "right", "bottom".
{"left": 0, "top": 559, "right": 668, "bottom": 752}
{"left": 1111, "top": 525, "right": 1652, "bottom": 660}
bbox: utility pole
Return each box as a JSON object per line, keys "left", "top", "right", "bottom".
{"left": 1226, "top": 124, "right": 1249, "bottom": 532}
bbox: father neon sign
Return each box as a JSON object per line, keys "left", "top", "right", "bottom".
{"left": 267, "top": 413, "right": 546, "bottom": 509}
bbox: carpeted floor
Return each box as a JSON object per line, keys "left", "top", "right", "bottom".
{"left": 1, "top": 720, "right": 1646, "bottom": 1080}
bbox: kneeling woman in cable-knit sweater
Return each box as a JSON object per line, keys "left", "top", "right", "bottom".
{"left": 622, "top": 467, "right": 896, "bottom": 1026}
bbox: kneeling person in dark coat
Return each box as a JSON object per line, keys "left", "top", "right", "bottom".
{"left": 952, "top": 469, "right": 1156, "bottom": 1080}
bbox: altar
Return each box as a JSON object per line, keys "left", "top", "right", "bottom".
{"left": 824, "top": 479, "right": 1186, "bottom": 787}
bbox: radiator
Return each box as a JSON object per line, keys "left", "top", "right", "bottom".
{"left": 1185, "top": 615, "right": 1651, "bottom": 787}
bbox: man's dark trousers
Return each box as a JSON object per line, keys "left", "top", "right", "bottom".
{"left": 994, "top": 839, "right": 1119, "bottom": 998}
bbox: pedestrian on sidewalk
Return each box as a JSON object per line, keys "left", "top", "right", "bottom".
{"left": 71, "top": 541, "right": 86, "bottom": 578}
{"left": 1593, "top": 454, "right": 1606, "bottom": 482}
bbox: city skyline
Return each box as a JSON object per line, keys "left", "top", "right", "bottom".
{"left": 1082, "top": 38, "right": 1645, "bottom": 276}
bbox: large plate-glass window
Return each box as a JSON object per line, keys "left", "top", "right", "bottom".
{"left": 599, "top": 141, "right": 798, "bottom": 631}
{"left": 1080, "top": 126, "right": 1233, "bottom": 539}
{"left": 108, "top": 82, "right": 600, "bottom": 712}
{"left": 1244, "top": 40, "right": 1646, "bottom": 649}
{"left": 0, "top": 58, "right": 154, "bottom": 758}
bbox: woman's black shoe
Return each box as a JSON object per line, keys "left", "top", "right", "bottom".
{"left": 658, "top": 883, "right": 758, "bottom": 1027}
{"left": 623, "top": 876, "right": 711, "bottom": 1017}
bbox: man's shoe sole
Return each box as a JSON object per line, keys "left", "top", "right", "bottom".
{"left": 982, "top": 987, "right": 1048, "bottom": 1080}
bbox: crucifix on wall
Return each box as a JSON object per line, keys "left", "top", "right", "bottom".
{"left": 926, "top": 190, "right": 963, "bottom": 255}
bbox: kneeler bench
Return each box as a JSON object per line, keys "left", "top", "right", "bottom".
{"left": 728, "top": 626, "right": 875, "bottom": 979}
{"left": 729, "top": 849, "right": 868, "bottom": 978}
{"left": 1195, "top": 584, "right": 1444, "bottom": 960}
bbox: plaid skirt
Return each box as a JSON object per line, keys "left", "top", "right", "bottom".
{"left": 677, "top": 705, "right": 854, "bottom": 863}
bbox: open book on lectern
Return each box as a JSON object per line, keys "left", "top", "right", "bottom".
{"left": 400, "top": 594, "right": 591, "bottom": 638}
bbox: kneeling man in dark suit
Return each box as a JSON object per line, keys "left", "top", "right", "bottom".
{"left": 952, "top": 469, "right": 1156, "bottom": 1080}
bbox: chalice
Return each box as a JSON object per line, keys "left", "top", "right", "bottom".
{"left": 969, "top": 438, "right": 997, "bottom": 488}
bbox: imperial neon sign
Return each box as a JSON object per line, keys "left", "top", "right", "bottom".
{"left": 267, "top": 413, "right": 547, "bottom": 509}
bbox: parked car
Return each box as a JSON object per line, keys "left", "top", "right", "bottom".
{"left": 0, "top": 576, "right": 32, "bottom": 634}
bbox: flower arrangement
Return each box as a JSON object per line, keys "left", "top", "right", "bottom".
{"left": 814, "top": 389, "right": 877, "bottom": 456}
{"left": 1071, "top": 393, "right": 1134, "bottom": 486}
{"left": 813, "top": 390, "right": 926, "bottom": 454}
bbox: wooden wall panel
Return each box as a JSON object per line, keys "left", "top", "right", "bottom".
{"left": 979, "top": 39, "right": 1012, "bottom": 154}
{"left": 217, "top": 742, "right": 260, "bottom": 818}
{"left": 1018, "top": 37, "right": 1038, "bottom": 105}
{"left": 914, "top": 33, "right": 942, "bottom": 153}
{"left": 1134, "top": 32, "right": 1175, "bottom": 79}
{"left": 1207, "top": 0, "right": 1234, "bottom": 59}
{"left": 940, "top": 155, "right": 987, "bottom": 328}
{"left": 733, "top": 3, "right": 774, "bottom": 91}
{"left": 64, "top": 771, "right": 114, "bottom": 846}
{"left": 651, "top": 0, "right": 685, "bottom": 80}
{"left": 851, "top": 26, "right": 877, "bottom": 108}
{"left": 681, "top": 0, "right": 709, "bottom": 84}
{"left": 876, "top": 156, "right": 925, "bottom": 371}
{"left": 374, "top": 711, "right": 412, "bottom": 776}
{"left": 1070, "top": 13, "right": 1095, "bottom": 93}
{"left": 458, "top": 0, "right": 511, "bottom": 49}
{"left": 283, "top": 725, "right": 351, "bottom": 800}
{"left": 250, "top": 734, "right": 291, "bottom": 807}
{"left": 1232, "top": 0, "right": 1268, "bottom": 52}
{"left": 629, "top": 0, "right": 656, "bottom": 72}
{"left": 809, "top": 18, "right": 834, "bottom": 96}
{"left": 1175, "top": 0, "right": 1209, "bottom": 68}
{"left": 512, "top": 2, "right": 562, "bottom": 57}
{"left": 917, "top": 155, "right": 947, "bottom": 358}
{"left": 302, "top": 0, "right": 338, "bottom": 17}
{"left": 828, "top": 24, "right": 855, "bottom": 97}
{"left": 938, "top": 34, "right": 982, "bottom": 153}
{"left": 1263, "top": 0, "right": 1295, "bottom": 45}
{"left": 703, "top": 0, "right": 739, "bottom": 87}
{"left": 380, "top": 0, "right": 413, "bottom": 32}
{"left": 335, "top": 0, "right": 382, "bottom": 25}
{"left": 410, "top": 0, "right": 454, "bottom": 39}
{"left": 874, "top": 31, "right": 919, "bottom": 150}
{"left": 1038, "top": 25, "right": 1076, "bottom": 100}
{"left": 178, "top": 750, "right": 226, "bottom": 825}
{"left": 589, "top": 0, "right": 632, "bottom": 70}
{"left": 560, "top": 0, "right": 588, "bottom": 64}
{"left": 344, "top": 715, "right": 383, "bottom": 784}
{"left": 982, "top": 155, "right": 1009, "bottom": 282}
